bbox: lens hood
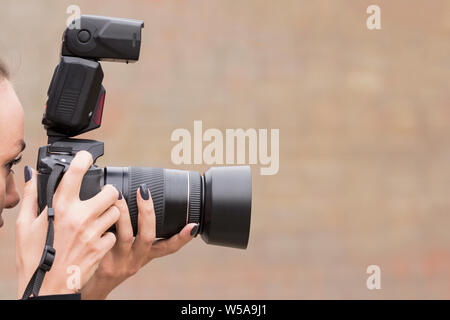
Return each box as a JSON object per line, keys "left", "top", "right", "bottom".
{"left": 201, "top": 166, "right": 252, "bottom": 249}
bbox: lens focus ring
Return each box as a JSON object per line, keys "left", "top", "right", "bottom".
{"left": 128, "top": 167, "right": 165, "bottom": 236}
{"left": 188, "top": 171, "right": 201, "bottom": 225}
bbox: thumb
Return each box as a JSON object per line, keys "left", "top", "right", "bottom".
{"left": 18, "top": 165, "right": 39, "bottom": 222}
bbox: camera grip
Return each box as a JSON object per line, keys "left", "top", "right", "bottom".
{"left": 37, "top": 167, "right": 103, "bottom": 214}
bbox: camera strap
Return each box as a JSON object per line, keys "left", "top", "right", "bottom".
{"left": 21, "top": 164, "right": 65, "bottom": 299}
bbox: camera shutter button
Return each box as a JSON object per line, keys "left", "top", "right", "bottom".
{"left": 77, "top": 30, "right": 91, "bottom": 43}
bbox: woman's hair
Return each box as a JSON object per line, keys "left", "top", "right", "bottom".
{"left": 0, "top": 58, "right": 9, "bottom": 80}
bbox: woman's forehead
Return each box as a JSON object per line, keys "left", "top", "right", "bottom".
{"left": 0, "top": 80, "right": 24, "bottom": 158}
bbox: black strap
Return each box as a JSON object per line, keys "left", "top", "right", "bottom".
{"left": 21, "top": 164, "right": 64, "bottom": 299}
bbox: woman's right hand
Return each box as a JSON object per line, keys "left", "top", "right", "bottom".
{"left": 16, "top": 150, "right": 120, "bottom": 298}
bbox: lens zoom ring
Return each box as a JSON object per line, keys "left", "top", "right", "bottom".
{"left": 128, "top": 167, "right": 165, "bottom": 236}
{"left": 188, "top": 171, "right": 201, "bottom": 224}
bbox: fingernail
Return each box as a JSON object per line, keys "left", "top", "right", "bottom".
{"left": 114, "top": 185, "right": 123, "bottom": 200}
{"left": 139, "top": 183, "right": 149, "bottom": 200}
{"left": 190, "top": 224, "right": 199, "bottom": 237}
{"left": 24, "top": 166, "right": 32, "bottom": 182}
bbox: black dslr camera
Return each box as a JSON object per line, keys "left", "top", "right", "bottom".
{"left": 38, "top": 15, "right": 252, "bottom": 249}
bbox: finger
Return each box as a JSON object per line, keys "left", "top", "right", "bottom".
{"left": 18, "top": 166, "right": 38, "bottom": 222}
{"left": 88, "top": 205, "right": 121, "bottom": 238}
{"left": 84, "top": 184, "right": 120, "bottom": 218}
{"left": 56, "top": 151, "right": 93, "bottom": 200}
{"left": 150, "top": 223, "right": 197, "bottom": 259}
{"left": 95, "top": 232, "right": 117, "bottom": 260}
{"left": 132, "top": 184, "right": 156, "bottom": 256}
{"left": 114, "top": 191, "right": 134, "bottom": 252}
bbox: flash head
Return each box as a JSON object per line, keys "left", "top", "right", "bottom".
{"left": 43, "top": 15, "right": 144, "bottom": 139}
{"left": 62, "top": 15, "right": 144, "bottom": 62}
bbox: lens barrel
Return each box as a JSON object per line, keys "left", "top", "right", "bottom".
{"left": 104, "top": 166, "right": 252, "bottom": 249}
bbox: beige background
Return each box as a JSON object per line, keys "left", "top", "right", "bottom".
{"left": 0, "top": 0, "right": 450, "bottom": 299}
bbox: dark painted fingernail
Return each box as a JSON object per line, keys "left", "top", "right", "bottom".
{"left": 24, "top": 166, "right": 32, "bottom": 182}
{"left": 190, "top": 224, "right": 199, "bottom": 237}
{"left": 139, "top": 183, "right": 149, "bottom": 200}
{"left": 114, "top": 185, "right": 123, "bottom": 200}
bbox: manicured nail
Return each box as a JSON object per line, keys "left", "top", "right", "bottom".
{"left": 139, "top": 183, "right": 149, "bottom": 200}
{"left": 190, "top": 224, "right": 199, "bottom": 237}
{"left": 24, "top": 166, "right": 32, "bottom": 182}
{"left": 114, "top": 185, "right": 123, "bottom": 200}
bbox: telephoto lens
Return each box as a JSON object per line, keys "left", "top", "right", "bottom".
{"left": 104, "top": 166, "right": 252, "bottom": 249}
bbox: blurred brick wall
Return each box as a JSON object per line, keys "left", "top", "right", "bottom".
{"left": 0, "top": 0, "right": 449, "bottom": 299}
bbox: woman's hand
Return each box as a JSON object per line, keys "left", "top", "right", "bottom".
{"left": 16, "top": 151, "right": 121, "bottom": 298}
{"left": 81, "top": 184, "right": 198, "bottom": 300}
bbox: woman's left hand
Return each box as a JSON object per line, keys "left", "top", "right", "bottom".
{"left": 81, "top": 183, "right": 198, "bottom": 300}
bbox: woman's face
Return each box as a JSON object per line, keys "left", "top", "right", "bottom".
{"left": 0, "top": 79, "right": 25, "bottom": 227}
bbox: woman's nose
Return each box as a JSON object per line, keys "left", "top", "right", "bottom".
{"left": 5, "top": 173, "right": 20, "bottom": 209}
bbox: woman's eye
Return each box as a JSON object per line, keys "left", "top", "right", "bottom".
{"left": 5, "top": 155, "right": 22, "bottom": 174}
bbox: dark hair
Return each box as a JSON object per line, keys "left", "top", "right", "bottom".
{"left": 0, "top": 58, "right": 9, "bottom": 79}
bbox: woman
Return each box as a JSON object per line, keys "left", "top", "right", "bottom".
{"left": 0, "top": 59, "right": 198, "bottom": 299}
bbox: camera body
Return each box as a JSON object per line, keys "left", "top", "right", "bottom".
{"left": 38, "top": 15, "right": 144, "bottom": 224}
{"left": 38, "top": 15, "right": 252, "bottom": 249}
